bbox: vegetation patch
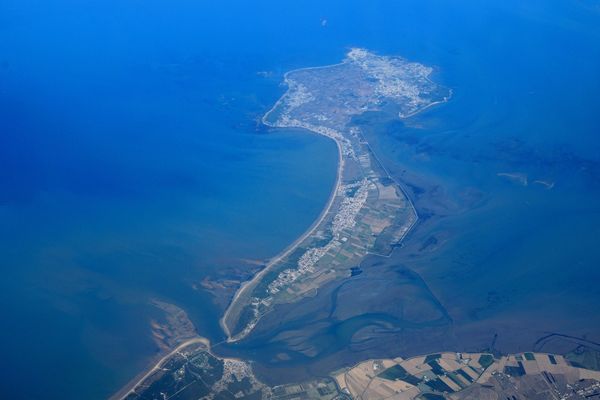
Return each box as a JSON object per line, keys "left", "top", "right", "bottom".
{"left": 427, "top": 360, "right": 445, "bottom": 375}
{"left": 504, "top": 362, "right": 526, "bottom": 377}
{"left": 425, "top": 378, "right": 454, "bottom": 393}
{"left": 456, "top": 369, "right": 474, "bottom": 383}
{"left": 421, "top": 394, "right": 446, "bottom": 400}
{"left": 425, "top": 354, "right": 441, "bottom": 363}
{"left": 478, "top": 354, "right": 494, "bottom": 369}
{"left": 378, "top": 365, "right": 421, "bottom": 385}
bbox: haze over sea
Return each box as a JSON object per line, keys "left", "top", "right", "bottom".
{"left": 1, "top": 0, "right": 599, "bottom": 399}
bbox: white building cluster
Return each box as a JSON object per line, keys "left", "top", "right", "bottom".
{"left": 208, "top": 358, "right": 269, "bottom": 400}
{"left": 258, "top": 47, "right": 439, "bottom": 304}
{"left": 346, "top": 47, "right": 434, "bottom": 113}
{"left": 283, "top": 82, "right": 314, "bottom": 109}
{"left": 332, "top": 178, "right": 370, "bottom": 236}
{"left": 267, "top": 178, "right": 371, "bottom": 296}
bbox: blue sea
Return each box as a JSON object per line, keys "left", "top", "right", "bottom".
{"left": 1, "top": 0, "right": 599, "bottom": 398}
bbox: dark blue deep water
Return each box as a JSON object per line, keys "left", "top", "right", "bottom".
{"left": 1, "top": 1, "right": 599, "bottom": 398}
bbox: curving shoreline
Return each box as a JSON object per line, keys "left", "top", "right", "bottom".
{"left": 221, "top": 48, "right": 450, "bottom": 342}
{"left": 117, "top": 48, "right": 452, "bottom": 399}
{"left": 110, "top": 337, "right": 210, "bottom": 400}
{"left": 220, "top": 67, "right": 349, "bottom": 340}
{"left": 220, "top": 123, "right": 344, "bottom": 340}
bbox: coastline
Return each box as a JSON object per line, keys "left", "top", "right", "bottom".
{"left": 117, "top": 50, "right": 452, "bottom": 398}
{"left": 220, "top": 123, "right": 344, "bottom": 339}
{"left": 110, "top": 335, "right": 248, "bottom": 400}
{"left": 360, "top": 135, "right": 419, "bottom": 258}
{"left": 109, "top": 337, "right": 210, "bottom": 400}
{"left": 221, "top": 52, "right": 450, "bottom": 341}
{"left": 220, "top": 66, "right": 351, "bottom": 339}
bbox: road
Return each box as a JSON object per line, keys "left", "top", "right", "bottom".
{"left": 110, "top": 337, "right": 210, "bottom": 400}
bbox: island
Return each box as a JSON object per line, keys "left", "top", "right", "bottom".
{"left": 221, "top": 48, "right": 451, "bottom": 341}
{"left": 114, "top": 49, "right": 600, "bottom": 400}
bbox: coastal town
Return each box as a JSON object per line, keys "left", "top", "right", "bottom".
{"left": 120, "top": 340, "right": 270, "bottom": 400}
{"left": 222, "top": 49, "right": 447, "bottom": 342}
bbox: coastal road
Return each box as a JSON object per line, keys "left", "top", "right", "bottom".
{"left": 110, "top": 337, "right": 210, "bottom": 400}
